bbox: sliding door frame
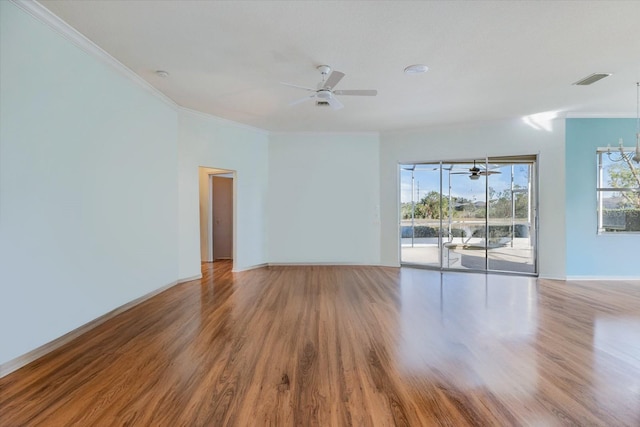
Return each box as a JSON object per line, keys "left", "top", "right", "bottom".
{"left": 398, "top": 155, "right": 539, "bottom": 276}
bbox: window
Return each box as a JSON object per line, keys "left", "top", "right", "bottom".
{"left": 597, "top": 147, "right": 640, "bottom": 233}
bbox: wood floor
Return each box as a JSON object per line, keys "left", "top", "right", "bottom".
{"left": 2, "top": 262, "right": 640, "bottom": 426}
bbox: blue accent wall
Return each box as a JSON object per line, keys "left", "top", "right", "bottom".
{"left": 566, "top": 118, "right": 639, "bottom": 277}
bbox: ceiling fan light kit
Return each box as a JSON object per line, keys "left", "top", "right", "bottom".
{"left": 282, "top": 65, "right": 378, "bottom": 110}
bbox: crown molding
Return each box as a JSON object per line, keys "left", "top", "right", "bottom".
{"left": 269, "top": 131, "right": 380, "bottom": 137}
{"left": 565, "top": 112, "right": 637, "bottom": 119}
{"left": 11, "top": 0, "right": 275, "bottom": 134}
{"left": 178, "top": 107, "right": 269, "bottom": 136}
{"left": 11, "top": 1, "right": 384, "bottom": 138}
{"left": 10, "top": 0, "right": 177, "bottom": 109}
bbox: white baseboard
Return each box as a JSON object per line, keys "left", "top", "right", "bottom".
{"left": 0, "top": 279, "right": 181, "bottom": 379}
{"left": 234, "top": 262, "right": 386, "bottom": 272}
{"left": 565, "top": 276, "right": 640, "bottom": 281}
{"left": 178, "top": 274, "right": 202, "bottom": 283}
{"left": 538, "top": 274, "right": 566, "bottom": 281}
{"left": 232, "top": 263, "right": 268, "bottom": 272}
{"left": 267, "top": 262, "right": 378, "bottom": 267}
{"left": 380, "top": 262, "right": 402, "bottom": 268}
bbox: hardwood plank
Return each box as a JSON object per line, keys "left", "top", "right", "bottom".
{"left": 0, "top": 276, "right": 189, "bottom": 378}
{"left": 1, "top": 262, "right": 640, "bottom": 426}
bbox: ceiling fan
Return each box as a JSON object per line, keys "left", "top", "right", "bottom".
{"left": 451, "top": 160, "right": 502, "bottom": 180}
{"left": 281, "top": 65, "right": 377, "bottom": 110}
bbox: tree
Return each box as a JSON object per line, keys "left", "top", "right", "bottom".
{"left": 419, "top": 191, "right": 447, "bottom": 219}
{"left": 601, "top": 152, "right": 640, "bottom": 231}
{"left": 400, "top": 191, "right": 453, "bottom": 220}
{"left": 608, "top": 159, "right": 640, "bottom": 208}
{"left": 488, "top": 185, "right": 530, "bottom": 220}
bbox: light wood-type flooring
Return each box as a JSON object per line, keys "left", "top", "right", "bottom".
{"left": 2, "top": 261, "right": 640, "bottom": 426}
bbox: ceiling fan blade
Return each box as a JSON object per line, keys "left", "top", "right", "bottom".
{"left": 479, "top": 170, "right": 502, "bottom": 176}
{"left": 322, "top": 71, "right": 345, "bottom": 90}
{"left": 326, "top": 95, "right": 344, "bottom": 110}
{"left": 281, "top": 82, "right": 316, "bottom": 92}
{"left": 289, "top": 94, "right": 316, "bottom": 106}
{"left": 333, "top": 89, "right": 377, "bottom": 96}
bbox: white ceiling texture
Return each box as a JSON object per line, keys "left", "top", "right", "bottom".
{"left": 39, "top": 0, "right": 640, "bottom": 133}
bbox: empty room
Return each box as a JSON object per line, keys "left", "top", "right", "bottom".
{"left": 1, "top": 1, "right": 640, "bottom": 425}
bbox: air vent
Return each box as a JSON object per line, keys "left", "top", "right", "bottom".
{"left": 316, "top": 101, "right": 330, "bottom": 107}
{"left": 573, "top": 73, "right": 611, "bottom": 85}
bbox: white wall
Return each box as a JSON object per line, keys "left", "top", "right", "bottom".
{"left": 0, "top": 0, "right": 572, "bottom": 373}
{"left": 178, "top": 110, "right": 269, "bottom": 277}
{"left": 268, "top": 133, "right": 381, "bottom": 264}
{"left": 380, "top": 119, "right": 566, "bottom": 279}
{"left": 0, "top": 2, "right": 179, "bottom": 366}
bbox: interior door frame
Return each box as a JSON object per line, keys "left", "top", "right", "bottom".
{"left": 199, "top": 166, "right": 236, "bottom": 271}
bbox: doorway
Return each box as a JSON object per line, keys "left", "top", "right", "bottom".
{"left": 199, "top": 167, "right": 235, "bottom": 266}
{"left": 399, "top": 156, "right": 537, "bottom": 275}
{"left": 212, "top": 175, "right": 233, "bottom": 260}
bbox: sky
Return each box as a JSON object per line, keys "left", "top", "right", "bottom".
{"left": 400, "top": 162, "right": 531, "bottom": 204}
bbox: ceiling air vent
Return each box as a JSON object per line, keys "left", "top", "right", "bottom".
{"left": 572, "top": 73, "right": 611, "bottom": 85}
{"left": 316, "top": 101, "right": 330, "bottom": 107}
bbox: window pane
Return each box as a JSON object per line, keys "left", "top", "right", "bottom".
{"left": 400, "top": 164, "right": 442, "bottom": 267}
{"left": 597, "top": 150, "right": 640, "bottom": 233}
{"left": 600, "top": 151, "right": 640, "bottom": 191}
{"left": 600, "top": 190, "right": 640, "bottom": 232}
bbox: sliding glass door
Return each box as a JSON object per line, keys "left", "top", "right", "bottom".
{"left": 399, "top": 157, "right": 537, "bottom": 275}
{"left": 486, "top": 163, "right": 535, "bottom": 273}
{"left": 444, "top": 161, "right": 488, "bottom": 270}
{"left": 400, "top": 164, "right": 441, "bottom": 268}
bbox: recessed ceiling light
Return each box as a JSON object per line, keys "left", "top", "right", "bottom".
{"left": 155, "top": 70, "right": 169, "bottom": 78}
{"left": 404, "top": 64, "right": 429, "bottom": 75}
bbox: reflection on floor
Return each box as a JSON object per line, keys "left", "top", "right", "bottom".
{"left": 2, "top": 263, "right": 639, "bottom": 425}
{"left": 401, "top": 237, "right": 535, "bottom": 273}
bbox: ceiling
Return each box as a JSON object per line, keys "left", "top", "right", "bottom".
{"left": 39, "top": 0, "right": 640, "bottom": 133}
